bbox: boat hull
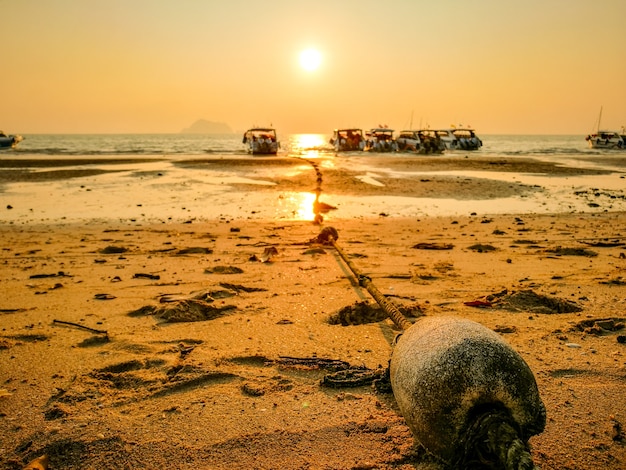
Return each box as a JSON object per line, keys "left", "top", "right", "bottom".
{"left": 445, "top": 138, "right": 482, "bottom": 151}
{"left": 249, "top": 143, "right": 279, "bottom": 155}
{"left": 364, "top": 141, "right": 398, "bottom": 152}
{"left": 332, "top": 140, "right": 365, "bottom": 152}
{"left": 585, "top": 132, "right": 624, "bottom": 150}
{"left": 0, "top": 135, "right": 23, "bottom": 149}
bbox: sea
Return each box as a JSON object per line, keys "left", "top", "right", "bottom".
{"left": 2, "top": 133, "right": 619, "bottom": 158}
{"left": 1, "top": 133, "right": 625, "bottom": 224}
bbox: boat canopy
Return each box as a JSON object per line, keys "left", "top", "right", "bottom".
{"left": 367, "top": 128, "right": 395, "bottom": 138}
{"left": 334, "top": 128, "right": 363, "bottom": 137}
{"left": 243, "top": 128, "right": 277, "bottom": 144}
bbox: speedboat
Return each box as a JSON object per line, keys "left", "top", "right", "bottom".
{"left": 396, "top": 130, "right": 422, "bottom": 152}
{"left": 417, "top": 130, "right": 445, "bottom": 154}
{"left": 397, "top": 130, "right": 444, "bottom": 154}
{"left": 329, "top": 128, "right": 365, "bottom": 151}
{"left": 0, "top": 131, "right": 23, "bottom": 149}
{"left": 436, "top": 128, "right": 482, "bottom": 150}
{"left": 242, "top": 128, "right": 280, "bottom": 155}
{"left": 364, "top": 128, "right": 398, "bottom": 152}
{"left": 585, "top": 130, "right": 624, "bottom": 149}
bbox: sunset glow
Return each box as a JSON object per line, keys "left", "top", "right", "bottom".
{"left": 1, "top": 1, "right": 624, "bottom": 135}
{"left": 299, "top": 48, "right": 322, "bottom": 71}
{"left": 290, "top": 133, "right": 327, "bottom": 151}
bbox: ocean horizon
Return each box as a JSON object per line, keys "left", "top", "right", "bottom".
{"left": 2, "top": 133, "right": 619, "bottom": 158}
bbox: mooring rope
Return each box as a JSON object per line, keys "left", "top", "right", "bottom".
{"left": 313, "top": 226, "right": 416, "bottom": 331}
{"left": 459, "top": 410, "right": 537, "bottom": 470}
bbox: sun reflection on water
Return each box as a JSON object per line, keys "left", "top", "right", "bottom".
{"left": 287, "top": 134, "right": 332, "bottom": 157}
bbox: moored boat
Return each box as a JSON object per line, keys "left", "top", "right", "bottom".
{"left": 0, "top": 131, "right": 23, "bottom": 149}
{"left": 396, "top": 130, "right": 422, "bottom": 152}
{"left": 242, "top": 128, "right": 280, "bottom": 155}
{"left": 585, "top": 107, "right": 625, "bottom": 149}
{"left": 417, "top": 130, "right": 445, "bottom": 154}
{"left": 329, "top": 128, "right": 365, "bottom": 151}
{"left": 397, "top": 130, "right": 444, "bottom": 154}
{"left": 364, "top": 127, "right": 398, "bottom": 152}
{"left": 436, "top": 128, "right": 482, "bottom": 150}
{"left": 585, "top": 130, "right": 624, "bottom": 149}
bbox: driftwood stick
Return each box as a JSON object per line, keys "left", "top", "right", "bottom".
{"left": 53, "top": 319, "right": 108, "bottom": 335}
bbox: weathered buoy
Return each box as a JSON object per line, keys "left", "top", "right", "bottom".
{"left": 313, "top": 226, "right": 546, "bottom": 468}
{"left": 390, "top": 316, "right": 546, "bottom": 469}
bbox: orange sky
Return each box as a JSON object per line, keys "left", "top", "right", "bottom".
{"left": 2, "top": 0, "right": 625, "bottom": 135}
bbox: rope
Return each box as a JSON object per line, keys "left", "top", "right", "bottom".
{"left": 313, "top": 226, "right": 541, "bottom": 468}
{"left": 314, "top": 226, "right": 415, "bottom": 331}
{"left": 459, "top": 409, "right": 537, "bottom": 470}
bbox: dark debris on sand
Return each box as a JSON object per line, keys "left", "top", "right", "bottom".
{"left": 487, "top": 289, "right": 582, "bottom": 314}
{"left": 327, "top": 300, "right": 424, "bottom": 326}
{"left": 128, "top": 300, "right": 236, "bottom": 322}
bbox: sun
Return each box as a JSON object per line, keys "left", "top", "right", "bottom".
{"left": 299, "top": 48, "right": 322, "bottom": 71}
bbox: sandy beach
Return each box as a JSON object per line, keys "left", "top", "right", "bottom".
{"left": 1, "top": 154, "right": 626, "bottom": 469}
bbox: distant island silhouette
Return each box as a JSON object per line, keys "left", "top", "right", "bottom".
{"left": 180, "top": 119, "right": 233, "bottom": 134}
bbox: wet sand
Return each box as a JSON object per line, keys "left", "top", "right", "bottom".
{"left": 1, "top": 154, "right": 626, "bottom": 469}
{"left": 1, "top": 153, "right": 626, "bottom": 223}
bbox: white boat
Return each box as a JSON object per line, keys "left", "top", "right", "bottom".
{"left": 329, "top": 128, "right": 365, "bottom": 151}
{"left": 0, "top": 131, "right": 23, "bottom": 149}
{"left": 436, "top": 128, "right": 482, "bottom": 151}
{"left": 242, "top": 128, "right": 280, "bottom": 155}
{"left": 396, "top": 130, "right": 444, "bottom": 154}
{"left": 396, "top": 130, "right": 421, "bottom": 152}
{"left": 585, "top": 107, "right": 625, "bottom": 149}
{"left": 364, "top": 128, "right": 398, "bottom": 152}
{"left": 585, "top": 130, "right": 624, "bottom": 149}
